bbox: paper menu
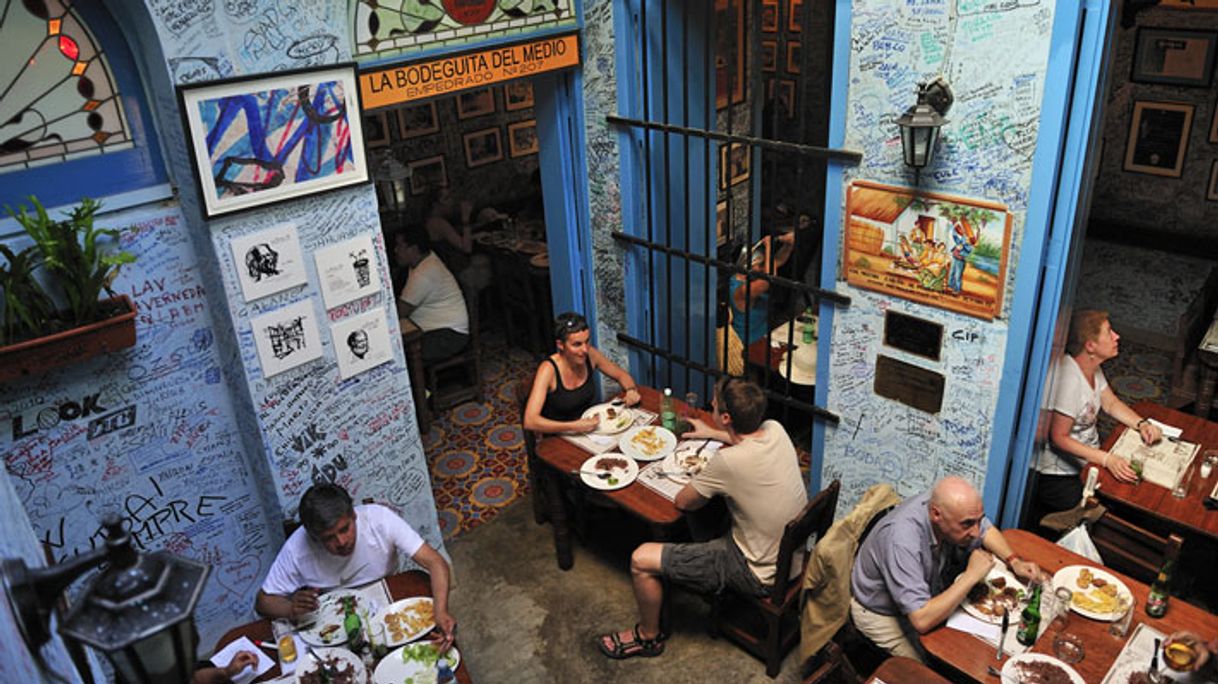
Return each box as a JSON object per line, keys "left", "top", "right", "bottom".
{"left": 1101, "top": 622, "right": 1204, "bottom": 683}
{"left": 209, "top": 636, "right": 275, "bottom": 684}
{"left": 1108, "top": 428, "right": 1199, "bottom": 490}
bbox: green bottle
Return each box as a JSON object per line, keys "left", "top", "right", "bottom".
{"left": 1146, "top": 559, "right": 1172, "bottom": 618}
{"left": 1016, "top": 581, "right": 1043, "bottom": 646}
{"left": 800, "top": 307, "right": 815, "bottom": 344}
{"left": 342, "top": 597, "right": 365, "bottom": 651}
{"left": 660, "top": 388, "right": 676, "bottom": 431}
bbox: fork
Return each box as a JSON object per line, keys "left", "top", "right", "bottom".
{"left": 571, "top": 469, "right": 612, "bottom": 480}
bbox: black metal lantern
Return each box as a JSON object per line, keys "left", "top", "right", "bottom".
{"left": 896, "top": 77, "right": 954, "bottom": 170}
{"left": 2, "top": 516, "right": 209, "bottom": 684}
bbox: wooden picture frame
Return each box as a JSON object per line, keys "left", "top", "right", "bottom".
{"left": 365, "top": 112, "right": 390, "bottom": 148}
{"left": 508, "top": 120, "right": 539, "bottom": 157}
{"left": 407, "top": 155, "right": 447, "bottom": 196}
{"left": 788, "top": 0, "right": 803, "bottom": 33}
{"left": 716, "top": 200, "right": 729, "bottom": 245}
{"left": 1123, "top": 100, "right": 1194, "bottom": 178}
{"left": 504, "top": 80, "right": 535, "bottom": 111}
{"left": 719, "top": 142, "right": 750, "bottom": 190}
{"left": 761, "top": 0, "right": 778, "bottom": 32}
{"left": 456, "top": 87, "right": 496, "bottom": 119}
{"left": 762, "top": 41, "right": 778, "bottom": 72}
{"left": 177, "top": 63, "right": 369, "bottom": 218}
{"left": 1162, "top": 0, "right": 1218, "bottom": 7}
{"left": 1210, "top": 101, "right": 1218, "bottom": 144}
{"left": 1131, "top": 28, "right": 1217, "bottom": 87}
{"left": 1209, "top": 161, "right": 1218, "bottom": 201}
{"left": 715, "top": 0, "right": 746, "bottom": 110}
{"left": 463, "top": 127, "right": 504, "bottom": 168}
{"left": 787, "top": 41, "right": 801, "bottom": 75}
{"left": 396, "top": 101, "right": 439, "bottom": 139}
{"left": 778, "top": 79, "right": 796, "bottom": 119}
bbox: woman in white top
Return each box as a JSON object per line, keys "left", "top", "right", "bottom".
{"left": 1034, "top": 309, "right": 1163, "bottom": 515}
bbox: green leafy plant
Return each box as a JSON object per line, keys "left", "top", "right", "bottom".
{"left": 0, "top": 243, "right": 56, "bottom": 346}
{"left": 7, "top": 196, "right": 135, "bottom": 329}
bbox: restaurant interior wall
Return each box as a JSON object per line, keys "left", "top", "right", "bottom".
{"left": 1, "top": 0, "right": 443, "bottom": 662}
{"left": 817, "top": 0, "right": 1064, "bottom": 515}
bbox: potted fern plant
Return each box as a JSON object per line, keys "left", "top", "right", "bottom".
{"left": 0, "top": 197, "right": 137, "bottom": 383}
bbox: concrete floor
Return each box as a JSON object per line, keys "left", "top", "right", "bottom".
{"left": 446, "top": 497, "right": 804, "bottom": 683}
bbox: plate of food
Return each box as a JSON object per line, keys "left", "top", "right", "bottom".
{"left": 619, "top": 425, "right": 677, "bottom": 462}
{"left": 1001, "top": 653, "right": 1084, "bottom": 684}
{"left": 961, "top": 563, "right": 1027, "bottom": 624}
{"left": 298, "top": 590, "right": 372, "bottom": 646}
{"left": 374, "top": 596, "right": 435, "bottom": 647}
{"left": 580, "top": 454, "right": 639, "bottom": 491}
{"left": 659, "top": 442, "right": 715, "bottom": 483}
{"left": 295, "top": 647, "right": 365, "bottom": 684}
{"left": 1052, "top": 565, "right": 1133, "bottom": 621}
{"left": 373, "top": 643, "right": 461, "bottom": 684}
{"left": 581, "top": 403, "right": 634, "bottom": 435}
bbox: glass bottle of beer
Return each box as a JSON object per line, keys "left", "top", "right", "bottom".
{"left": 342, "top": 597, "right": 365, "bottom": 652}
{"left": 1146, "top": 558, "right": 1173, "bottom": 618}
{"left": 661, "top": 388, "right": 676, "bottom": 431}
{"left": 1016, "top": 581, "right": 1043, "bottom": 646}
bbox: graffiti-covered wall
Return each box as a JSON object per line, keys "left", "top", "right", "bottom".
{"left": 821, "top": 0, "right": 1057, "bottom": 509}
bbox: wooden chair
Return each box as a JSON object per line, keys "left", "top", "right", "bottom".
{"left": 714, "top": 479, "right": 841, "bottom": 678}
{"left": 515, "top": 377, "right": 548, "bottom": 525}
{"left": 1087, "top": 499, "right": 1184, "bottom": 585}
{"left": 425, "top": 281, "right": 483, "bottom": 412}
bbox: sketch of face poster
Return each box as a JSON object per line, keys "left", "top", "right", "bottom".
{"left": 250, "top": 299, "right": 323, "bottom": 378}
{"left": 230, "top": 223, "right": 308, "bottom": 302}
{"left": 315, "top": 234, "right": 382, "bottom": 309}
{"left": 842, "top": 180, "right": 1012, "bottom": 320}
{"left": 330, "top": 309, "right": 394, "bottom": 379}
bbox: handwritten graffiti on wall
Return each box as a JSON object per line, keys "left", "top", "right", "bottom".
{"left": 353, "top": 0, "right": 577, "bottom": 59}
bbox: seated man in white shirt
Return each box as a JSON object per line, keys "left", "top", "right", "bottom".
{"left": 254, "top": 484, "right": 456, "bottom": 651}
{"left": 392, "top": 225, "right": 470, "bottom": 363}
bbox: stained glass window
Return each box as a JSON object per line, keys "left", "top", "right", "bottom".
{"left": 352, "top": 0, "right": 577, "bottom": 60}
{"left": 0, "top": 0, "right": 133, "bottom": 174}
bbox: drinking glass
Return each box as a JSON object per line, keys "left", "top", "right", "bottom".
{"left": 684, "top": 392, "right": 699, "bottom": 418}
{"left": 1163, "top": 633, "right": 1201, "bottom": 671}
{"left": 1130, "top": 453, "right": 1146, "bottom": 482}
{"left": 1052, "top": 587, "right": 1085, "bottom": 663}
{"left": 1109, "top": 596, "right": 1135, "bottom": 638}
{"left": 1173, "top": 464, "right": 1194, "bottom": 499}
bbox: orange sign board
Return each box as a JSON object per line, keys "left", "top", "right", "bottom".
{"left": 360, "top": 34, "right": 580, "bottom": 110}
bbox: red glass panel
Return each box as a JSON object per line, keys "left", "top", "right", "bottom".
{"left": 58, "top": 35, "right": 79, "bottom": 60}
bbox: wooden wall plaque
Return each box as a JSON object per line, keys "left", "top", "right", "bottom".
{"left": 874, "top": 354, "right": 945, "bottom": 414}
{"left": 883, "top": 310, "right": 943, "bottom": 361}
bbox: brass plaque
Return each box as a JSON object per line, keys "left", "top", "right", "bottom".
{"left": 874, "top": 355, "right": 944, "bottom": 414}
{"left": 883, "top": 310, "right": 943, "bottom": 361}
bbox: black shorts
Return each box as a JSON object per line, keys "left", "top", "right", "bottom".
{"left": 661, "top": 535, "right": 767, "bottom": 597}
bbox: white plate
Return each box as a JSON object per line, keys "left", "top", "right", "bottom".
{"left": 619, "top": 425, "right": 677, "bottom": 462}
{"left": 373, "top": 644, "right": 461, "bottom": 684}
{"left": 581, "top": 403, "right": 634, "bottom": 435}
{"left": 580, "top": 454, "right": 638, "bottom": 491}
{"left": 659, "top": 442, "right": 714, "bottom": 483}
{"left": 373, "top": 596, "right": 435, "bottom": 647}
{"left": 1001, "top": 653, "right": 1084, "bottom": 684}
{"left": 961, "top": 563, "right": 1028, "bottom": 625}
{"left": 298, "top": 590, "right": 372, "bottom": 646}
{"left": 1051, "top": 565, "right": 1133, "bottom": 622}
{"left": 295, "top": 647, "right": 365, "bottom": 684}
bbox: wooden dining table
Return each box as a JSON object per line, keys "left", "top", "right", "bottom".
{"left": 865, "top": 656, "right": 951, "bottom": 684}
{"left": 213, "top": 571, "right": 472, "bottom": 683}
{"left": 745, "top": 320, "right": 816, "bottom": 385}
{"left": 920, "top": 529, "right": 1218, "bottom": 683}
{"left": 1096, "top": 401, "right": 1218, "bottom": 541}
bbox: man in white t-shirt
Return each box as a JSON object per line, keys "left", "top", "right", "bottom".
{"left": 255, "top": 484, "right": 457, "bottom": 651}
{"left": 392, "top": 226, "right": 469, "bottom": 363}
{"left": 597, "top": 377, "right": 808, "bottom": 659}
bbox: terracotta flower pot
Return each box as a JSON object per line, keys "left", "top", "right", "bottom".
{"left": 0, "top": 295, "right": 136, "bottom": 384}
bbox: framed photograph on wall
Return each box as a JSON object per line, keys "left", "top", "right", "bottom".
{"left": 715, "top": 0, "right": 746, "bottom": 110}
{"left": 716, "top": 200, "right": 729, "bottom": 245}
{"left": 456, "top": 87, "right": 496, "bottom": 119}
{"left": 407, "top": 155, "right": 447, "bottom": 196}
{"left": 1123, "top": 100, "right": 1194, "bottom": 177}
{"left": 787, "top": 41, "right": 801, "bottom": 74}
{"left": 177, "top": 63, "right": 368, "bottom": 218}
{"left": 397, "top": 101, "right": 439, "bottom": 139}
{"left": 719, "top": 142, "right": 750, "bottom": 190}
{"left": 788, "top": 0, "right": 803, "bottom": 33}
{"left": 1210, "top": 101, "right": 1218, "bottom": 143}
{"left": 761, "top": 0, "right": 778, "bottom": 32}
{"left": 1209, "top": 161, "right": 1218, "bottom": 201}
{"left": 778, "top": 79, "right": 796, "bottom": 118}
{"left": 504, "top": 80, "right": 535, "bottom": 111}
{"left": 1131, "top": 28, "right": 1217, "bottom": 87}
{"left": 508, "top": 121, "right": 539, "bottom": 157}
{"left": 365, "top": 112, "right": 390, "bottom": 148}
{"left": 464, "top": 128, "right": 504, "bottom": 168}
{"left": 762, "top": 41, "right": 777, "bottom": 72}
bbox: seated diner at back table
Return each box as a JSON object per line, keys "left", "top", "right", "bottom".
{"left": 523, "top": 312, "right": 641, "bottom": 434}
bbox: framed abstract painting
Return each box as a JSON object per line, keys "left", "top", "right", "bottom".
{"left": 178, "top": 63, "right": 369, "bottom": 218}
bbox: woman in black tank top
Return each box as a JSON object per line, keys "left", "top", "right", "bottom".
{"left": 523, "top": 312, "right": 642, "bottom": 434}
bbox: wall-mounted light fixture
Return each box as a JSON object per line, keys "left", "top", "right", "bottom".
{"left": 897, "top": 77, "right": 954, "bottom": 170}
{"left": 1, "top": 516, "right": 209, "bottom": 684}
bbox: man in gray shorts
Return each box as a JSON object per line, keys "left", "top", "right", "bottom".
{"left": 597, "top": 378, "right": 808, "bottom": 659}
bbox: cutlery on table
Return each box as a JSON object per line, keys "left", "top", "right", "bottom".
{"left": 996, "top": 609, "right": 1009, "bottom": 660}
{"left": 571, "top": 468, "right": 612, "bottom": 480}
{"left": 1151, "top": 637, "right": 1161, "bottom": 681}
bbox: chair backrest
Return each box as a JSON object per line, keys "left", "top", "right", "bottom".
{"left": 1088, "top": 503, "right": 1183, "bottom": 584}
{"left": 516, "top": 376, "right": 538, "bottom": 456}
{"left": 771, "top": 479, "right": 841, "bottom": 604}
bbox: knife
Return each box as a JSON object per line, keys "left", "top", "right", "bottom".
{"left": 1151, "top": 637, "right": 1161, "bottom": 679}
{"left": 996, "top": 610, "right": 1009, "bottom": 660}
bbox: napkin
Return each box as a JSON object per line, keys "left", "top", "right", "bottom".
{"left": 589, "top": 434, "right": 617, "bottom": 446}
{"left": 1149, "top": 419, "right": 1182, "bottom": 439}
{"left": 210, "top": 636, "right": 275, "bottom": 684}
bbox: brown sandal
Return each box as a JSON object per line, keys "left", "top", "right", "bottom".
{"left": 597, "top": 623, "right": 666, "bottom": 659}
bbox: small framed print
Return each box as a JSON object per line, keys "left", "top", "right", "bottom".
{"left": 716, "top": 200, "right": 729, "bottom": 245}
{"left": 787, "top": 41, "right": 802, "bottom": 74}
{"left": 365, "top": 112, "right": 390, "bottom": 148}
{"left": 715, "top": 0, "right": 746, "bottom": 109}
{"left": 314, "top": 234, "right": 381, "bottom": 310}
{"left": 407, "top": 155, "right": 447, "bottom": 195}
{"left": 330, "top": 309, "right": 394, "bottom": 379}
{"left": 456, "top": 87, "right": 495, "bottom": 119}
{"left": 762, "top": 41, "right": 777, "bottom": 72}
{"left": 1210, "top": 102, "right": 1218, "bottom": 143}
{"left": 778, "top": 79, "right": 796, "bottom": 118}
{"left": 1123, "top": 100, "right": 1194, "bottom": 178}
{"left": 719, "top": 142, "right": 750, "bottom": 190}
{"left": 464, "top": 127, "right": 504, "bottom": 168}
{"left": 1131, "top": 28, "right": 1217, "bottom": 87}
{"left": 508, "top": 120, "right": 539, "bottom": 157}
{"left": 761, "top": 0, "right": 778, "bottom": 32}
{"left": 397, "top": 101, "right": 439, "bottom": 139}
{"left": 250, "top": 299, "right": 323, "bottom": 378}
{"left": 1208, "top": 161, "right": 1218, "bottom": 201}
{"left": 504, "top": 80, "right": 535, "bottom": 111}
{"left": 230, "top": 223, "right": 307, "bottom": 303}
{"left": 788, "top": 0, "right": 802, "bottom": 33}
